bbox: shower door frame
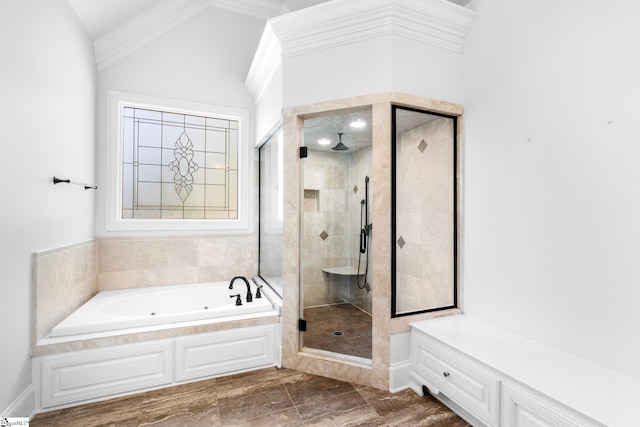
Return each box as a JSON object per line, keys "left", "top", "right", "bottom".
{"left": 298, "top": 105, "right": 374, "bottom": 362}
{"left": 390, "top": 105, "right": 458, "bottom": 317}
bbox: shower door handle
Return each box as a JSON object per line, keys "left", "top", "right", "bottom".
{"left": 360, "top": 229, "right": 366, "bottom": 253}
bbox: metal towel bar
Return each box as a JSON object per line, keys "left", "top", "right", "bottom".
{"left": 52, "top": 176, "right": 97, "bottom": 190}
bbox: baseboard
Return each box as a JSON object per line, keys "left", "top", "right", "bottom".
{"left": 1, "top": 384, "right": 35, "bottom": 420}
{"left": 389, "top": 360, "right": 412, "bottom": 393}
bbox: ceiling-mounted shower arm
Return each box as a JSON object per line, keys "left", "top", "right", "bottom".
{"left": 331, "top": 132, "right": 349, "bottom": 151}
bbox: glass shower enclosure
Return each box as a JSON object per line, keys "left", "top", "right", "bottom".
{"left": 299, "top": 106, "right": 373, "bottom": 361}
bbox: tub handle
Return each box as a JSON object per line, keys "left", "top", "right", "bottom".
{"left": 255, "top": 285, "right": 263, "bottom": 299}
{"left": 230, "top": 294, "right": 242, "bottom": 306}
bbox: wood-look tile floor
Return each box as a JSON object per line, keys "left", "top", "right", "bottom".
{"left": 303, "top": 303, "right": 372, "bottom": 359}
{"left": 31, "top": 367, "right": 470, "bottom": 427}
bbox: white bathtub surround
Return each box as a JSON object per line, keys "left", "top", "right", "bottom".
{"left": 409, "top": 315, "right": 640, "bottom": 427}
{"left": 34, "top": 279, "right": 282, "bottom": 355}
{"left": 33, "top": 323, "right": 279, "bottom": 412}
{"left": 32, "top": 281, "right": 282, "bottom": 413}
{"left": 29, "top": 233, "right": 270, "bottom": 415}
{"left": 31, "top": 238, "right": 260, "bottom": 348}
{"left": 50, "top": 281, "right": 273, "bottom": 337}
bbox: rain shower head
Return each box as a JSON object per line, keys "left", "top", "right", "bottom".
{"left": 332, "top": 132, "right": 349, "bottom": 151}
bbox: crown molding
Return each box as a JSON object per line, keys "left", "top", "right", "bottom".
{"left": 270, "top": 0, "right": 475, "bottom": 57}
{"left": 95, "top": 0, "right": 211, "bottom": 70}
{"left": 245, "top": 0, "right": 474, "bottom": 103}
{"left": 210, "top": 0, "right": 282, "bottom": 20}
{"left": 244, "top": 23, "right": 282, "bottom": 102}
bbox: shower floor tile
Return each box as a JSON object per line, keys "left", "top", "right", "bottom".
{"left": 303, "top": 303, "right": 372, "bottom": 359}
{"left": 31, "top": 367, "right": 470, "bottom": 426}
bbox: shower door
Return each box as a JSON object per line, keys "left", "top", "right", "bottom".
{"left": 391, "top": 106, "right": 457, "bottom": 316}
{"left": 299, "top": 106, "right": 373, "bottom": 361}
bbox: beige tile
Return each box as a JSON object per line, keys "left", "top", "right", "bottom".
{"left": 34, "top": 241, "right": 97, "bottom": 342}
{"left": 139, "top": 380, "right": 219, "bottom": 427}
{"left": 31, "top": 367, "right": 468, "bottom": 426}
{"left": 165, "top": 239, "right": 198, "bottom": 268}
{"left": 98, "top": 239, "right": 138, "bottom": 273}
{"left": 48, "top": 393, "right": 144, "bottom": 426}
{"left": 215, "top": 367, "right": 280, "bottom": 395}
{"left": 281, "top": 371, "right": 355, "bottom": 406}
{"left": 218, "top": 382, "right": 293, "bottom": 422}
{"left": 222, "top": 408, "right": 302, "bottom": 427}
{"left": 295, "top": 389, "right": 384, "bottom": 426}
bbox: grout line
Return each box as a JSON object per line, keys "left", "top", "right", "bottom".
{"left": 280, "top": 377, "right": 305, "bottom": 424}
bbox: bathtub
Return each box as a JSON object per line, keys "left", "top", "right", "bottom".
{"left": 50, "top": 280, "right": 274, "bottom": 337}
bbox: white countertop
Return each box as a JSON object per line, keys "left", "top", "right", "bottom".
{"left": 411, "top": 314, "right": 640, "bottom": 427}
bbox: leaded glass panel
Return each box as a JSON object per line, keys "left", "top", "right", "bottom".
{"left": 122, "top": 107, "right": 239, "bottom": 220}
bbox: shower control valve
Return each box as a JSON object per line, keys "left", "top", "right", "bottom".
{"left": 230, "top": 294, "right": 242, "bottom": 306}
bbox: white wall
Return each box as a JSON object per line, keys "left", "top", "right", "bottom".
{"left": 277, "top": 0, "right": 472, "bottom": 109}
{"left": 463, "top": 0, "right": 640, "bottom": 380}
{"left": 95, "top": 6, "right": 265, "bottom": 237}
{"left": 0, "top": 0, "right": 96, "bottom": 415}
{"left": 282, "top": 36, "right": 393, "bottom": 108}
{"left": 392, "top": 36, "right": 464, "bottom": 105}
{"left": 282, "top": 33, "right": 466, "bottom": 108}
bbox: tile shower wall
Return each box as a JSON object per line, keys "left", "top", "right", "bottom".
{"left": 395, "top": 117, "right": 454, "bottom": 312}
{"left": 33, "top": 241, "right": 98, "bottom": 343}
{"left": 302, "top": 147, "right": 372, "bottom": 313}
{"left": 349, "top": 146, "right": 373, "bottom": 314}
{"left": 302, "top": 151, "right": 350, "bottom": 307}
{"left": 97, "top": 236, "right": 257, "bottom": 291}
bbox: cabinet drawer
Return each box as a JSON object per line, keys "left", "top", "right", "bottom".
{"left": 411, "top": 330, "right": 499, "bottom": 426}
{"left": 502, "top": 384, "right": 603, "bottom": 427}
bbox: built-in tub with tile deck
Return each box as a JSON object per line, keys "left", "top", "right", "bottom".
{"left": 32, "top": 277, "right": 282, "bottom": 413}
{"left": 50, "top": 281, "right": 274, "bottom": 337}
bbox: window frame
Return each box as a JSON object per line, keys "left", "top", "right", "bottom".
{"left": 106, "top": 91, "right": 250, "bottom": 232}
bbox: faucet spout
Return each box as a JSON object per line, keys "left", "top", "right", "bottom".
{"left": 229, "top": 276, "right": 253, "bottom": 303}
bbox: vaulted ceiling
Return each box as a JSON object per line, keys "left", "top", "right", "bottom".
{"left": 68, "top": 0, "right": 331, "bottom": 41}
{"left": 67, "top": 0, "right": 472, "bottom": 70}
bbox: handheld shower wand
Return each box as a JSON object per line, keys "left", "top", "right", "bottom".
{"left": 360, "top": 200, "right": 367, "bottom": 254}
{"left": 357, "top": 176, "right": 372, "bottom": 292}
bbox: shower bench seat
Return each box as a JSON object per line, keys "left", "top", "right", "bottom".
{"left": 409, "top": 314, "right": 639, "bottom": 427}
{"left": 322, "top": 266, "right": 363, "bottom": 276}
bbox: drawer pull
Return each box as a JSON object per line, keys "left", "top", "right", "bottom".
{"left": 443, "top": 371, "right": 450, "bottom": 377}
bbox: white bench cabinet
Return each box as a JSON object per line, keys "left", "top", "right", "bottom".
{"left": 409, "top": 315, "right": 637, "bottom": 427}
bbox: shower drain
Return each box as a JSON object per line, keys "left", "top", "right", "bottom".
{"left": 332, "top": 331, "right": 344, "bottom": 337}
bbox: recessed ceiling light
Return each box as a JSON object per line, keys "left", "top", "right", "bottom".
{"left": 350, "top": 119, "right": 366, "bottom": 128}
{"left": 318, "top": 138, "right": 332, "bottom": 145}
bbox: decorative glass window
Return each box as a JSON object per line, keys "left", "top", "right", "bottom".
{"left": 107, "top": 92, "right": 250, "bottom": 231}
